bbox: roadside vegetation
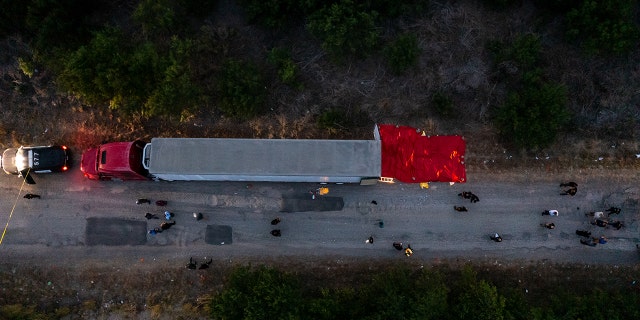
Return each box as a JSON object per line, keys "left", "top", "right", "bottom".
{"left": 2, "top": 262, "right": 639, "bottom": 319}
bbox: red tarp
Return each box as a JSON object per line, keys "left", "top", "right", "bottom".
{"left": 379, "top": 124, "right": 466, "bottom": 183}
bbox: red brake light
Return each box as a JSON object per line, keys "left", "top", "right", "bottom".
{"left": 61, "top": 145, "right": 68, "bottom": 150}
{"left": 62, "top": 166, "right": 68, "bottom": 171}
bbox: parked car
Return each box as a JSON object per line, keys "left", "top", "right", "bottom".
{"left": 1, "top": 146, "right": 69, "bottom": 183}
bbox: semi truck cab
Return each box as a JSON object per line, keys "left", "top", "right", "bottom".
{"left": 80, "top": 140, "right": 148, "bottom": 180}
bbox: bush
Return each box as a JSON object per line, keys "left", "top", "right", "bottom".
{"left": 217, "top": 59, "right": 267, "bottom": 119}
{"left": 210, "top": 266, "right": 303, "bottom": 319}
{"left": 307, "top": 0, "right": 379, "bottom": 60}
{"left": 133, "top": 0, "right": 180, "bottom": 37}
{"left": 383, "top": 33, "right": 421, "bottom": 74}
{"left": 25, "top": 0, "right": 98, "bottom": 53}
{"left": 267, "top": 48, "right": 303, "bottom": 89}
{"left": 489, "top": 33, "right": 541, "bottom": 74}
{"left": 453, "top": 267, "right": 506, "bottom": 320}
{"left": 494, "top": 79, "right": 569, "bottom": 150}
{"left": 565, "top": 0, "right": 639, "bottom": 55}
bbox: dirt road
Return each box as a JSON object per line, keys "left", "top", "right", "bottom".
{"left": 1, "top": 166, "right": 638, "bottom": 268}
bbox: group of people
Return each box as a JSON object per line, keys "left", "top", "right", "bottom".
{"left": 185, "top": 257, "right": 212, "bottom": 270}
{"left": 138, "top": 198, "right": 179, "bottom": 235}
{"left": 392, "top": 242, "right": 413, "bottom": 256}
{"left": 271, "top": 217, "right": 282, "bottom": 237}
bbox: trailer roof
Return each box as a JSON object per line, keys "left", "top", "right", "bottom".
{"left": 146, "top": 138, "right": 381, "bottom": 180}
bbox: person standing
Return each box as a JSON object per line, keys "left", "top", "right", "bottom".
{"left": 404, "top": 244, "right": 413, "bottom": 256}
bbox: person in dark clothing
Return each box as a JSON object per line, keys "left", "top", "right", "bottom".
{"left": 454, "top": 206, "right": 468, "bottom": 212}
{"left": 575, "top": 230, "right": 591, "bottom": 237}
{"left": 160, "top": 221, "right": 176, "bottom": 230}
{"left": 136, "top": 198, "right": 151, "bottom": 204}
{"left": 592, "top": 219, "right": 608, "bottom": 227}
{"left": 470, "top": 194, "right": 480, "bottom": 203}
{"left": 23, "top": 193, "right": 41, "bottom": 199}
{"left": 605, "top": 207, "right": 621, "bottom": 215}
{"left": 541, "top": 223, "right": 555, "bottom": 229}
{"left": 610, "top": 221, "right": 624, "bottom": 230}
{"left": 490, "top": 233, "right": 503, "bottom": 242}
{"left": 271, "top": 217, "right": 281, "bottom": 225}
{"left": 580, "top": 238, "right": 597, "bottom": 247}
{"left": 560, "top": 182, "right": 578, "bottom": 188}
{"left": 393, "top": 242, "right": 403, "bottom": 250}
{"left": 271, "top": 229, "right": 281, "bottom": 237}
{"left": 186, "top": 257, "right": 197, "bottom": 269}
{"left": 366, "top": 236, "right": 374, "bottom": 244}
{"left": 144, "top": 212, "right": 159, "bottom": 219}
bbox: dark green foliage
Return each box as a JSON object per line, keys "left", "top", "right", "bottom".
{"left": 431, "top": 91, "right": 455, "bottom": 118}
{"left": 0, "top": 0, "right": 29, "bottom": 37}
{"left": 352, "top": 267, "right": 449, "bottom": 320}
{"left": 494, "top": 79, "right": 569, "bottom": 150}
{"left": 209, "top": 264, "right": 640, "bottom": 320}
{"left": 565, "top": 0, "right": 639, "bottom": 55}
{"left": 383, "top": 33, "right": 421, "bottom": 74}
{"left": 490, "top": 33, "right": 541, "bottom": 73}
{"left": 133, "top": 0, "right": 182, "bottom": 38}
{"left": 210, "top": 266, "right": 303, "bottom": 320}
{"left": 144, "top": 38, "right": 201, "bottom": 117}
{"left": 217, "top": 59, "right": 268, "bottom": 119}
{"left": 25, "top": 0, "right": 99, "bottom": 53}
{"left": 489, "top": 33, "right": 569, "bottom": 150}
{"left": 451, "top": 267, "right": 506, "bottom": 320}
{"left": 59, "top": 28, "right": 200, "bottom": 117}
{"left": 240, "top": 0, "right": 323, "bottom": 28}
{"left": 307, "top": 0, "right": 379, "bottom": 59}
{"left": 317, "top": 108, "right": 349, "bottom": 130}
{"left": 267, "top": 48, "right": 303, "bottom": 89}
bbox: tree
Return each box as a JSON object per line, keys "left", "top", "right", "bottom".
{"left": 307, "top": 0, "right": 379, "bottom": 59}
{"left": 217, "top": 59, "right": 267, "bottom": 119}
{"left": 565, "top": 0, "right": 639, "bottom": 55}
{"left": 383, "top": 33, "right": 421, "bottom": 74}
{"left": 494, "top": 79, "right": 569, "bottom": 150}
{"left": 210, "top": 266, "right": 303, "bottom": 320}
{"left": 453, "top": 267, "right": 506, "bottom": 320}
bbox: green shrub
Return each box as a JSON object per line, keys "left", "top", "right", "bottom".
{"left": 317, "top": 108, "right": 349, "bottom": 131}
{"left": 489, "top": 33, "right": 541, "bottom": 72}
{"left": 307, "top": 0, "right": 379, "bottom": 59}
{"left": 383, "top": 33, "right": 421, "bottom": 74}
{"left": 133, "top": 0, "right": 182, "bottom": 38}
{"left": 565, "top": 0, "right": 639, "bottom": 55}
{"left": 494, "top": 79, "right": 569, "bottom": 150}
{"left": 267, "top": 48, "right": 303, "bottom": 89}
{"left": 217, "top": 59, "right": 267, "bottom": 119}
{"left": 26, "top": 0, "right": 97, "bottom": 53}
{"left": 452, "top": 267, "right": 506, "bottom": 320}
{"left": 210, "top": 266, "right": 303, "bottom": 319}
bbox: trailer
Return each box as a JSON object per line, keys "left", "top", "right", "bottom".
{"left": 80, "top": 124, "right": 466, "bottom": 184}
{"left": 141, "top": 138, "right": 381, "bottom": 184}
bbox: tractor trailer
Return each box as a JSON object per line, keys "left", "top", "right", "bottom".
{"left": 80, "top": 125, "right": 467, "bottom": 184}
